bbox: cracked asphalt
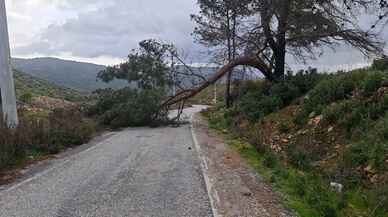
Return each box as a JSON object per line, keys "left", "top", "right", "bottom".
{"left": 0, "top": 106, "right": 213, "bottom": 217}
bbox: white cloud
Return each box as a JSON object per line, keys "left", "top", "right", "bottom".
{"left": 4, "top": 0, "right": 388, "bottom": 67}
{"left": 5, "top": 0, "right": 200, "bottom": 65}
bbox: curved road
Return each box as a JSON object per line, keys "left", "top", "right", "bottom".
{"left": 0, "top": 106, "right": 213, "bottom": 217}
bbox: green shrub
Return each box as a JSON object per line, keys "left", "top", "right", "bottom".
{"left": 285, "top": 69, "right": 326, "bottom": 94}
{"left": 90, "top": 87, "right": 167, "bottom": 128}
{"left": 239, "top": 92, "right": 283, "bottom": 122}
{"left": 270, "top": 82, "right": 300, "bottom": 105}
{"left": 361, "top": 72, "right": 385, "bottom": 96}
{"left": 286, "top": 146, "right": 312, "bottom": 170}
{"left": 235, "top": 71, "right": 325, "bottom": 123}
{"left": 19, "top": 92, "right": 33, "bottom": 104}
{"left": 304, "top": 75, "right": 355, "bottom": 114}
{"left": 372, "top": 58, "right": 388, "bottom": 71}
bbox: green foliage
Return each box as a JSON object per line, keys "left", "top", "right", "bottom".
{"left": 286, "top": 146, "right": 312, "bottom": 170}
{"left": 372, "top": 58, "right": 388, "bottom": 71}
{"left": 361, "top": 72, "right": 385, "bottom": 96}
{"left": 295, "top": 70, "right": 388, "bottom": 129}
{"left": 239, "top": 92, "right": 283, "bottom": 122}
{"left": 237, "top": 71, "right": 325, "bottom": 122}
{"left": 98, "top": 39, "right": 174, "bottom": 90}
{"left": 14, "top": 70, "right": 86, "bottom": 102}
{"left": 346, "top": 113, "right": 388, "bottom": 174}
{"left": 207, "top": 67, "right": 388, "bottom": 217}
{"left": 19, "top": 92, "right": 33, "bottom": 104}
{"left": 13, "top": 57, "right": 126, "bottom": 92}
{"left": 89, "top": 88, "right": 167, "bottom": 128}
{"left": 303, "top": 74, "right": 355, "bottom": 115}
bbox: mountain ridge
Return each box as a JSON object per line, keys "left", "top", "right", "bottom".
{"left": 11, "top": 57, "right": 128, "bottom": 92}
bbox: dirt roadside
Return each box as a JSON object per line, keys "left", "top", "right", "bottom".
{"left": 192, "top": 113, "right": 294, "bottom": 217}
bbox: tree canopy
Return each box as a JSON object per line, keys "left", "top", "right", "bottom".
{"left": 98, "top": 39, "right": 175, "bottom": 90}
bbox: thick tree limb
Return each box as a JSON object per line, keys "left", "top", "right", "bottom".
{"left": 161, "top": 56, "right": 270, "bottom": 107}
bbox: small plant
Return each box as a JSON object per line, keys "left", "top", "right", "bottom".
{"left": 286, "top": 146, "right": 312, "bottom": 170}
{"left": 279, "top": 122, "right": 291, "bottom": 134}
{"left": 361, "top": 72, "right": 385, "bottom": 96}
{"left": 303, "top": 74, "right": 355, "bottom": 115}
{"left": 19, "top": 92, "right": 33, "bottom": 104}
{"left": 372, "top": 58, "right": 388, "bottom": 71}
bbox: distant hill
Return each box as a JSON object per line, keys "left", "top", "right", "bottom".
{"left": 14, "top": 70, "right": 85, "bottom": 102}
{"left": 12, "top": 57, "right": 128, "bottom": 92}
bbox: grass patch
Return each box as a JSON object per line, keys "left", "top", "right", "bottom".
{"left": 203, "top": 107, "right": 388, "bottom": 217}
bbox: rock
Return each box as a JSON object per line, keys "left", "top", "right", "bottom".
{"left": 328, "top": 126, "right": 334, "bottom": 133}
{"left": 370, "top": 175, "right": 379, "bottom": 183}
{"left": 330, "top": 182, "right": 343, "bottom": 193}
{"left": 241, "top": 188, "right": 253, "bottom": 197}
{"left": 281, "top": 139, "right": 289, "bottom": 144}
{"left": 364, "top": 165, "right": 376, "bottom": 174}
{"left": 315, "top": 115, "right": 323, "bottom": 125}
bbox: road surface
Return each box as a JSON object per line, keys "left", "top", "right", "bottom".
{"left": 0, "top": 105, "right": 213, "bottom": 217}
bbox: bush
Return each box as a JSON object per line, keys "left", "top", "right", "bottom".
{"left": 372, "top": 58, "right": 388, "bottom": 71}
{"left": 269, "top": 82, "right": 300, "bottom": 105}
{"left": 286, "top": 146, "right": 312, "bottom": 170}
{"left": 361, "top": 72, "right": 386, "bottom": 96}
{"left": 239, "top": 92, "right": 283, "bottom": 122}
{"left": 48, "top": 109, "right": 96, "bottom": 151}
{"left": 90, "top": 87, "right": 167, "bottom": 128}
{"left": 304, "top": 75, "right": 355, "bottom": 115}
{"left": 236, "top": 71, "right": 325, "bottom": 123}
{"left": 0, "top": 108, "right": 96, "bottom": 170}
{"left": 285, "top": 69, "right": 326, "bottom": 94}
{"left": 19, "top": 92, "right": 33, "bottom": 104}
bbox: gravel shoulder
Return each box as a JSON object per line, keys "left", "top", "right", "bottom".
{"left": 192, "top": 113, "right": 294, "bottom": 217}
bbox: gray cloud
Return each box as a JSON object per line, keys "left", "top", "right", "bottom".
{"left": 7, "top": 0, "right": 388, "bottom": 67}
{"left": 12, "top": 0, "right": 203, "bottom": 63}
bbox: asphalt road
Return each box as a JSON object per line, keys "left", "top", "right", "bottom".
{"left": 0, "top": 106, "right": 213, "bottom": 217}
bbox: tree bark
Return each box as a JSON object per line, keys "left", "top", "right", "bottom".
{"left": 162, "top": 56, "right": 271, "bottom": 107}
{"left": 225, "top": 9, "right": 233, "bottom": 108}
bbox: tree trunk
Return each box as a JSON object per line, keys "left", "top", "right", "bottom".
{"left": 273, "top": 46, "right": 286, "bottom": 81}
{"left": 225, "top": 9, "right": 232, "bottom": 108}
{"left": 162, "top": 56, "right": 271, "bottom": 107}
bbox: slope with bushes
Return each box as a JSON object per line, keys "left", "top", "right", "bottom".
{"left": 14, "top": 70, "right": 86, "bottom": 102}
{"left": 12, "top": 57, "right": 128, "bottom": 92}
{"left": 204, "top": 67, "right": 388, "bottom": 217}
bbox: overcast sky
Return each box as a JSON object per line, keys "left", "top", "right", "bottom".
{"left": 5, "top": 0, "right": 388, "bottom": 70}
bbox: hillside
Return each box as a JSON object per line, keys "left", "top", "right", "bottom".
{"left": 204, "top": 68, "right": 388, "bottom": 217}
{"left": 14, "top": 70, "right": 85, "bottom": 102}
{"left": 12, "top": 57, "right": 128, "bottom": 92}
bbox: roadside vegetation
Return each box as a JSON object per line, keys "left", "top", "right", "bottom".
{"left": 0, "top": 108, "right": 96, "bottom": 175}
{"left": 14, "top": 70, "right": 86, "bottom": 102}
{"left": 203, "top": 63, "right": 388, "bottom": 217}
